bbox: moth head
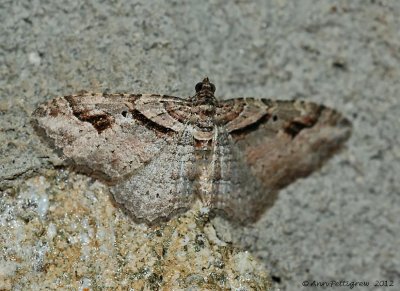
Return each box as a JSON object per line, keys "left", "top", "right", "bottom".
{"left": 195, "top": 77, "right": 216, "bottom": 93}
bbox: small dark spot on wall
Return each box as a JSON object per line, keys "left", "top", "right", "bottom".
{"left": 271, "top": 275, "right": 281, "bottom": 283}
{"left": 332, "top": 59, "right": 347, "bottom": 70}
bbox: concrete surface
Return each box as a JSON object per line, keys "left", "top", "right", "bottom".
{"left": 0, "top": 172, "right": 272, "bottom": 290}
{"left": 1, "top": 0, "right": 399, "bottom": 290}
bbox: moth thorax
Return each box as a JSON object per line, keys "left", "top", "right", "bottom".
{"left": 198, "top": 104, "right": 216, "bottom": 116}
{"left": 192, "top": 91, "right": 218, "bottom": 106}
{"left": 188, "top": 103, "right": 216, "bottom": 130}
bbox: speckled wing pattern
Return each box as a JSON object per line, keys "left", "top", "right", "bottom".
{"left": 32, "top": 78, "right": 351, "bottom": 223}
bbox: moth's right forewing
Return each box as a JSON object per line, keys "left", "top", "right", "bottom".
{"left": 230, "top": 99, "right": 352, "bottom": 193}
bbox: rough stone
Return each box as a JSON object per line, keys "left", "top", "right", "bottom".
{"left": 0, "top": 170, "right": 272, "bottom": 290}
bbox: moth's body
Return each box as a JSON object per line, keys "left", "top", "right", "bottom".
{"left": 32, "top": 78, "right": 351, "bottom": 224}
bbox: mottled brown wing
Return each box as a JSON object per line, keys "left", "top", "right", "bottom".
{"left": 198, "top": 125, "right": 269, "bottom": 223}
{"left": 110, "top": 126, "right": 197, "bottom": 223}
{"left": 214, "top": 98, "right": 351, "bottom": 223}
{"left": 133, "top": 94, "right": 190, "bottom": 132}
{"left": 31, "top": 92, "right": 188, "bottom": 182}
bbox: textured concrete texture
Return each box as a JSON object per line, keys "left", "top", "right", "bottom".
{"left": 1, "top": 0, "right": 399, "bottom": 290}
{"left": 0, "top": 171, "right": 272, "bottom": 290}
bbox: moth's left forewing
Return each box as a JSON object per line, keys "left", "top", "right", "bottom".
{"left": 230, "top": 99, "right": 351, "bottom": 193}
{"left": 133, "top": 94, "right": 189, "bottom": 132}
{"left": 31, "top": 93, "right": 175, "bottom": 182}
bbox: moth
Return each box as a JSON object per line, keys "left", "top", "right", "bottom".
{"left": 32, "top": 78, "right": 351, "bottom": 224}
